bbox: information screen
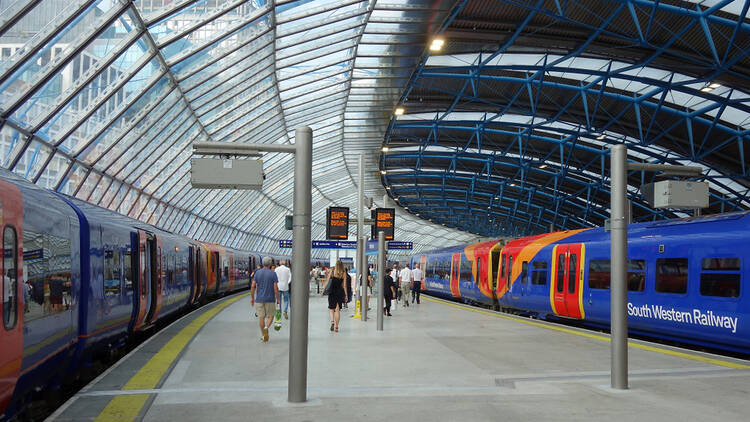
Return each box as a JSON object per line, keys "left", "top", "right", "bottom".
{"left": 326, "top": 207, "right": 349, "bottom": 240}
{"left": 371, "top": 208, "right": 395, "bottom": 240}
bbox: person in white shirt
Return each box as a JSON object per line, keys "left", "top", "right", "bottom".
{"left": 398, "top": 264, "right": 412, "bottom": 308}
{"left": 275, "top": 260, "right": 292, "bottom": 319}
{"left": 411, "top": 263, "right": 424, "bottom": 304}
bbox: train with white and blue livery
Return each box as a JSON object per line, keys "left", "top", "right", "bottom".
{"left": 411, "top": 213, "right": 749, "bottom": 354}
{"left": 0, "top": 169, "right": 285, "bottom": 419}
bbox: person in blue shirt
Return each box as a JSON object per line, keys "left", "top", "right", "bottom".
{"left": 251, "top": 257, "right": 280, "bottom": 343}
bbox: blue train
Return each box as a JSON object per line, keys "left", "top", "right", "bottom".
{"left": 410, "top": 213, "right": 750, "bottom": 354}
{"left": 0, "top": 169, "right": 284, "bottom": 419}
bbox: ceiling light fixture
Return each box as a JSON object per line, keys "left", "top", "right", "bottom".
{"left": 394, "top": 107, "right": 405, "bottom": 116}
{"left": 380, "top": 170, "right": 386, "bottom": 175}
{"left": 596, "top": 134, "right": 606, "bottom": 140}
{"left": 709, "top": 82, "right": 721, "bottom": 89}
{"left": 700, "top": 86, "right": 713, "bottom": 92}
{"left": 539, "top": 164, "right": 547, "bottom": 169}
{"left": 429, "top": 38, "right": 445, "bottom": 51}
{"left": 381, "top": 146, "right": 389, "bottom": 152}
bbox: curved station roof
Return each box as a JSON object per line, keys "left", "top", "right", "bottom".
{"left": 1, "top": 0, "right": 749, "bottom": 255}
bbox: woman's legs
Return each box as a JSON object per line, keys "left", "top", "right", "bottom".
{"left": 334, "top": 304, "right": 341, "bottom": 329}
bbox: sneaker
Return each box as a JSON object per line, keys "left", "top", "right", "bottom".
{"left": 262, "top": 327, "right": 269, "bottom": 342}
{"left": 283, "top": 311, "right": 288, "bottom": 320}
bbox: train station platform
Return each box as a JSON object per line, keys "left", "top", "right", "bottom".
{"left": 48, "top": 292, "right": 750, "bottom": 422}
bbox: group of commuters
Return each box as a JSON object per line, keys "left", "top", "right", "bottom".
{"left": 249, "top": 258, "right": 291, "bottom": 343}
{"left": 249, "top": 258, "right": 424, "bottom": 342}
{"left": 382, "top": 262, "right": 423, "bottom": 316}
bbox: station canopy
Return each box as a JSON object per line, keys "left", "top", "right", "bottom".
{"left": 1, "top": 0, "right": 749, "bottom": 256}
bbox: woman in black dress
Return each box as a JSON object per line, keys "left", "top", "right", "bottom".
{"left": 321, "top": 260, "right": 348, "bottom": 332}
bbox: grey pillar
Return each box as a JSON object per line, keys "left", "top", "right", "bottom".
{"left": 289, "top": 127, "right": 312, "bottom": 402}
{"left": 377, "top": 232, "right": 385, "bottom": 331}
{"left": 356, "top": 153, "right": 364, "bottom": 318}
{"left": 609, "top": 144, "right": 628, "bottom": 390}
{"left": 360, "top": 235, "right": 368, "bottom": 321}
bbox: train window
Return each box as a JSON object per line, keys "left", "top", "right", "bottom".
{"left": 3, "top": 226, "right": 18, "bottom": 329}
{"left": 531, "top": 261, "right": 547, "bottom": 285}
{"left": 103, "top": 249, "right": 121, "bottom": 296}
{"left": 521, "top": 262, "right": 528, "bottom": 283}
{"left": 123, "top": 249, "right": 133, "bottom": 293}
{"left": 501, "top": 254, "right": 506, "bottom": 278}
{"left": 459, "top": 258, "right": 473, "bottom": 283}
{"left": 656, "top": 258, "right": 688, "bottom": 294}
{"left": 23, "top": 229, "right": 71, "bottom": 320}
{"left": 589, "top": 260, "right": 610, "bottom": 289}
{"left": 556, "top": 254, "right": 565, "bottom": 292}
{"left": 475, "top": 257, "right": 481, "bottom": 285}
{"left": 507, "top": 256, "right": 513, "bottom": 284}
{"left": 628, "top": 260, "right": 646, "bottom": 292}
{"left": 568, "top": 254, "right": 577, "bottom": 294}
{"left": 700, "top": 258, "right": 740, "bottom": 298}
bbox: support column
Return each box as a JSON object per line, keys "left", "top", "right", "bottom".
{"left": 360, "top": 235, "right": 368, "bottom": 321}
{"left": 356, "top": 153, "right": 365, "bottom": 320}
{"left": 289, "top": 127, "right": 312, "bottom": 402}
{"left": 609, "top": 144, "right": 628, "bottom": 390}
{"left": 377, "top": 232, "right": 385, "bottom": 331}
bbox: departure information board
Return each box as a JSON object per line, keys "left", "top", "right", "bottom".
{"left": 371, "top": 207, "right": 395, "bottom": 240}
{"left": 326, "top": 207, "right": 349, "bottom": 240}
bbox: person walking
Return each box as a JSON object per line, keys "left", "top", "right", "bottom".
{"left": 411, "top": 263, "right": 423, "bottom": 304}
{"left": 275, "top": 260, "right": 292, "bottom": 319}
{"left": 321, "top": 260, "right": 348, "bottom": 332}
{"left": 383, "top": 270, "right": 396, "bottom": 316}
{"left": 398, "top": 263, "right": 412, "bottom": 308}
{"left": 390, "top": 263, "right": 399, "bottom": 308}
{"left": 250, "top": 257, "right": 280, "bottom": 343}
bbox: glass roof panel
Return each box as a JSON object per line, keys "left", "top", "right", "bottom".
{"left": 78, "top": 82, "right": 178, "bottom": 164}
{"left": 1, "top": 0, "right": 497, "bottom": 255}
{"left": 0, "top": 0, "right": 129, "bottom": 95}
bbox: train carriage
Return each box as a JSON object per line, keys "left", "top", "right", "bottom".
{"left": 0, "top": 170, "right": 261, "bottom": 419}
{"left": 417, "top": 212, "right": 750, "bottom": 354}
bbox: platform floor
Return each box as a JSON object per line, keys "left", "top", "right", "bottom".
{"left": 49, "top": 292, "right": 750, "bottom": 422}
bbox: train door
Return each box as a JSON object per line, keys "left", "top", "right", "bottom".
{"left": 213, "top": 251, "right": 220, "bottom": 294}
{"left": 188, "top": 246, "right": 196, "bottom": 304}
{"left": 196, "top": 248, "right": 206, "bottom": 303}
{"left": 0, "top": 180, "right": 22, "bottom": 414}
{"left": 145, "top": 235, "right": 163, "bottom": 324}
{"left": 551, "top": 244, "right": 584, "bottom": 319}
{"left": 450, "top": 252, "right": 461, "bottom": 297}
{"left": 133, "top": 230, "right": 150, "bottom": 331}
{"left": 227, "top": 253, "right": 235, "bottom": 291}
{"left": 419, "top": 255, "right": 427, "bottom": 290}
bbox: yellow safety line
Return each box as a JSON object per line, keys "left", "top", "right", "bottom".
{"left": 95, "top": 293, "right": 250, "bottom": 422}
{"left": 423, "top": 296, "right": 750, "bottom": 370}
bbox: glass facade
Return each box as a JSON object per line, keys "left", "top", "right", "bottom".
{"left": 0, "top": 0, "right": 476, "bottom": 256}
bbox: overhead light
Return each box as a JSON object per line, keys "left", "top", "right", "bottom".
{"left": 380, "top": 170, "right": 386, "bottom": 175}
{"left": 539, "top": 164, "right": 547, "bottom": 169}
{"left": 510, "top": 183, "right": 516, "bottom": 187}
{"left": 494, "top": 196, "right": 499, "bottom": 200}
{"left": 709, "top": 82, "right": 721, "bottom": 89}
{"left": 596, "top": 134, "right": 606, "bottom": 140}
{"left": 394, "top": 107, "right": 405, "bottom": 116}
{"left": 404, "top": 206, "right": 409, "bottom": 210}
{"left": 700, "top": 86, "right": 713, "bottom": 92}
{"left": 429, "top": 38, "right": 445, "bottom": 51}
{"left": 385, "top": 186, "right": 390, "bottom": 190}
{"left": 415, "top": 213, "right": 420, "bottom": 216}
{"left": 381, "top": 146, "right": 389, "bottom": 152}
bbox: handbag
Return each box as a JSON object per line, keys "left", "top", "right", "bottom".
{"left": 323, "top": 278, "right": 333, "bottom": 295}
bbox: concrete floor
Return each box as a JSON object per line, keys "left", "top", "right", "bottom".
{"left": 52, "top": 294, "right": 750, "bottom": 421}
